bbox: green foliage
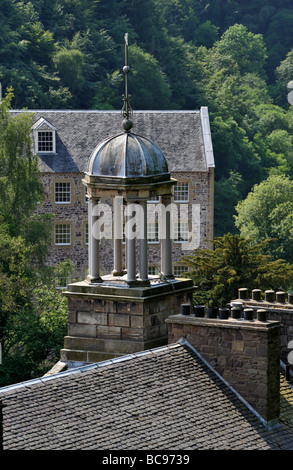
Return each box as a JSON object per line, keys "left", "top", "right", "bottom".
{"left": 0, "top": 90, "right": 53, "bottom": 266}
{"left": 127, "top": 44, "right": 171, "bottom": 110}
{"left": 53, "top": 48, "right": 85, "bottom": 92}
{"left": 181, "top": 233, "right": 293, "bottom": 307}
{"left": 213, "top": 24, "right": 268, "bottom": 76}
{"left": 0, "top": 89, "right": 71, "bottom": 386}
{"left": 235, "top": 175, "right": 293, "bottom": 263}
{"left": 0, "top": 0, "right": 292, "bottom": 239}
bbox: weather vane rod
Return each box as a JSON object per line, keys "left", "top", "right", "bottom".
{"left": 122, "top": 33, "right": 133, "bottom": 131}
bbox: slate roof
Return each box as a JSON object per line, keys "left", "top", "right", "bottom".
{"left": 10, "top": 109, "right": 214, "bottom": 174}
{"left": 1, "top": 339, "right": 293, "bottom": 450}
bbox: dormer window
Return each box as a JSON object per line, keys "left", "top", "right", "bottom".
{"left": 38, "top": 131, "right": 54, "bottom": 152}
{"left": 32, "top": 117, "right": 56, "bottom": 154}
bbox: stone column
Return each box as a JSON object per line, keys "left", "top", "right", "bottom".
{"left": 160, "top": 195, "right": 173, "bottom": 278}
{"left": 113, "top": 196, "right": 124, "bottom": 276}
{"left": 126, "top": 202, "right": 136, "bottom": 282}
{"left": 88, "top": 198, "right": 102, "bottom": 282}
{"left": 139, "top": 199, "right": 148, "bottom": 281}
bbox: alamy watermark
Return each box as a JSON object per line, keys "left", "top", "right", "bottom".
{"left": 90, "top": 197, "right": 201, "bottom": 250}
{"left": 287, "top": 81, "right": 293, "bottom": 105}
{"left": 288, "top": 341, "right": 293, "bottom": 365}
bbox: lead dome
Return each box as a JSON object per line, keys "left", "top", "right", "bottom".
{"left": 88, "top": 131, "right": 170, "bottom": 183}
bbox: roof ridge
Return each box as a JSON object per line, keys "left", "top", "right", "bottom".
{"left": 9, "top": 109, "right": 200, "bottom": 114}
{"left": 0, "top": 342, "right": 182, "bottom": 394}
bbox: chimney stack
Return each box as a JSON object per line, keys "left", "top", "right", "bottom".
{"left": 166, "top": 305, "right": 281, "bottom": 426}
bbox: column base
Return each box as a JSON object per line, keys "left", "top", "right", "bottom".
{"left": 86, "top": 275, "right": 103, "bottom": 284}
{"left": 111, "top": 270, "right": 127, "bottom": 277}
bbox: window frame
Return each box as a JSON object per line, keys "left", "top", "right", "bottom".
{"left": 54, "top": 182, "right": 71, "bottom": 205}
{"left": 147, "top": 221, "right": 160, "bottom": 244}
{"left": 54, "top": 224, "right": 71, "bottom": 246}
{"left": 174, "top": 181, "right": 189, "bottom": 203}
{"left": 173, "top": 221, "right": 189, "bottom": 243}
{"left": 174, "top": 265, "right": 189, "bottom": 276}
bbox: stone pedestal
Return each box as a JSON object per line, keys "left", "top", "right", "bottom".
{"left": 61, "top": 277, "right": 194, "bottom": 367}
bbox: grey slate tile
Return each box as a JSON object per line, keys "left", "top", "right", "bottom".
{"left": 1, "top": 341, "right": 293, "bottom": 450}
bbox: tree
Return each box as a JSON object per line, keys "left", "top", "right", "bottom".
{"left": 214, "top": 171, "right": 243, "bottom": 236}
{"left": 181, "top": 233, "right": 293, "bottom": 307}
{"left": 235, "top": 174, "right": 293, "bottom": 263}
{"left": 123, "top": 43, "right": 171, "bottom": 110}
{"left": 0, "top": 225, "right": 70, "bottom": 386}
{"left": 53, "top": 48, "right": 85, "bottom": 93}
{"left": 0, "top": 89, "right": 52, "bottom": 265}
{"left": 213, "top": 24, "right": 268, "bottom": 76}
{"left": 0, "top": 89, "right": 71, "bottom": 386}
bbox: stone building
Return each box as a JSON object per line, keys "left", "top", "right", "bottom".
{"left": 11, "top": 107, "right": 215, "bottom": 282}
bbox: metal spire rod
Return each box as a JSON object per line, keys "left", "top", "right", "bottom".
{"left": 124, "top": 33, "right": 129, "bottom": 101}
{"left": 122, "top": 33, "right": 133, "bottom": 130}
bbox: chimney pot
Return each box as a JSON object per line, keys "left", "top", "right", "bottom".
{"left": 181, "top": 304, "right": 191, "bottom": 316}
{"left": 257, "top": 309, "right": 267, "bottom": 322}
{"left": 231, "top": 307, "right": 242, "bottom": 319}
{"left": 244, "top": 308, "right": 254, "bottom": 321}
{"left": 265, "top": 290, "right": 275, "bottom": 303}
{"left": 238, "top": 287, "right": 248, "bottom": 299}
{"left": 276, "top": 291, "right": 286, "bottom": 303}
{"left": 206, "top": 306, "right": 218, "bottom": 318}
{"left": 252, "top": 289, "right": 262, "bottom": 301}
{"left": 193, "top": 305, "right": 205, "bottom": 317}
{"left": 219, "top": 307, "right": 229, "bottom": 319}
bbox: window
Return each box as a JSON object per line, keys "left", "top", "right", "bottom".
{"left": 38, "top": 131, "right": 53, "bottom": 152}
{"left": 32, "top": 117, "right": 56, "bottom": 154}
{"left": 174, "top": 182, "right": 189, "bottom": 202}
{"left": 55, "top": 224, "right": 71, "bottom": 245}
{"left": 148, "top": 265, "right": 159, "bottom": 275}
{"left": 148, "top": 194, "right": 160, "bottom": 203}
{"left": 147, "top": 221, "right": 159, "bottom": 243}
{"left": 174, "top": 222, "right": 189, "bottom": 243}
{"left": 55, "top": 182, "right": 71, "bottom": 204}
{"left": 174, "top": 265, "right": 188, "bottom": 276}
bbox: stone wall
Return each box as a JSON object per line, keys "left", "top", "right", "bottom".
{"left": 166, "top": 311, "right": 281, "bottom": 424}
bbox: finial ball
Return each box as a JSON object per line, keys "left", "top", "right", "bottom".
{"left": 123, "top": 118, "right": 133, "bottom": 131}
{"left": 123, "top": 65, "right": 131, "bottom": 73}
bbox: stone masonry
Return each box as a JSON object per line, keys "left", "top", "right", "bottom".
{"left": 61, "top": 278, "right": 194, "bottom": 365}
{"left": 166, "top": 313, "right": 281, "bottom": 424}
{"left": 235, "top": 287, "right": 293, "bottom": 365}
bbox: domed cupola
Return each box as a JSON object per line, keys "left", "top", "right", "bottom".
{"left": 88, "top": 131, "right": 170, "bottom": 184}
{"left": 83, "top": 33, "right": 176, "bottom": 285}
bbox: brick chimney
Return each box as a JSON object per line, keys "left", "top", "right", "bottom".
{"left": 166, "top": 304, "right": 281, "bottom": 426}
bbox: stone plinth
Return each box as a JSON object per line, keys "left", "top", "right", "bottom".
{"left": 166, "top": 314, "right": 281, "bottom": 425}
{"left": 61, "top": 277, "right": 194, "bottom": 366}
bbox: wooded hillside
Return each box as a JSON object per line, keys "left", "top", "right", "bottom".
{"left": 1, "top": 0, "right": 292, "bottom": 234}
